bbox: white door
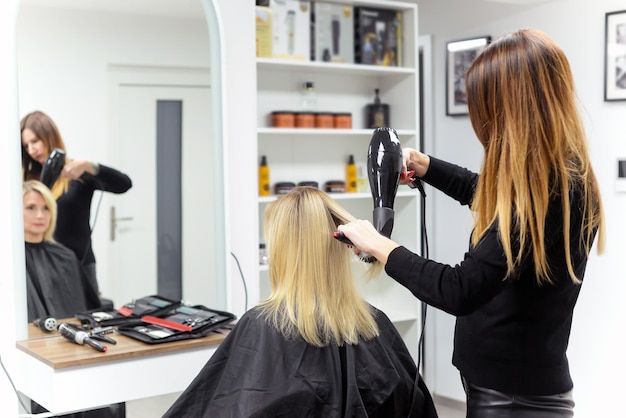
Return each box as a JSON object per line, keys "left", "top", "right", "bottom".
{"left": 106, "top": 79, "right": 215, "bottom": 308}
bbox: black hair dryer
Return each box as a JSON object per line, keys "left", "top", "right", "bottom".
{"left": 40, "top": 148, "right": 66, "bottom": 188}
{"left": 367, "top": 127, "right": 402, "bottom": 238}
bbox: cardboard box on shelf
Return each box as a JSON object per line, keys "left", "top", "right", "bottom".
{"left": 256, "top": 6, "right": 273, "bottom": 58}
{"left": 269, "top": 0, "right": 311, "bottom": 61}
{"left": 354, "top": 6, "right": 402, "bottom": 67}
{"left": 311, "top": 1, "right": 354, "bottom": 64}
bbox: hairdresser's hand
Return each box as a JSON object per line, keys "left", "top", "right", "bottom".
{"left": 338, "top": 220, "right": 400, "bottom": 265}
{"left": 62, "top": 159, "right": 97, "bottom": 180}
{"left": 400, "top": 148, "right": 430, "bottom": 185}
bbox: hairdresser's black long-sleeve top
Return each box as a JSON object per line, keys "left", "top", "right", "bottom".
{"left": 385, "top": 156, "right": 593, "bottom": 396}
{"left": 55, "top": 164, "right": 132, "bottom": 265}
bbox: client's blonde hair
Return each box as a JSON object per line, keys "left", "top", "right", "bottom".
{"left": 258, "top": 186, "right": 379, "bottom": 347}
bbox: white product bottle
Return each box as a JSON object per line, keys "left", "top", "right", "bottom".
{"left": 301, "top": 81, "right": 317, "bottom": 112}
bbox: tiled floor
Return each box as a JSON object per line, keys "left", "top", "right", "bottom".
{"left": 433, "top": 394, "right": 466, "bottom": 418}
{"left": 126, "top": 393, "right": 466, "bottom": 417}
{"left": 127, "top": 393, "right": 180, "bottom": 418}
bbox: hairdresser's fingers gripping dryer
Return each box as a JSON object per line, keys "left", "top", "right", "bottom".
{"left": 368, "top": 127, "right": 403, "bottom": 238}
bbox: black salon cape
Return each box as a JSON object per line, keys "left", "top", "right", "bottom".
{"left": 25, "top": 241, "right": 101, "bottom": 322}
{"left": 163, "top": 306, "right": 438, "bottom": 418}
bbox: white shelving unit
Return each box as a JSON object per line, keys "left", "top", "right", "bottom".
{"left": 254, "top": 0, "right": 421, "bottom": 359}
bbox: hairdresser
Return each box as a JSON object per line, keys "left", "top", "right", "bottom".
{"left": 21, "top": 110, "right": 132, "bottom": 296}
{"left": 339, "top": 29, "right": 605, "bottom": 417}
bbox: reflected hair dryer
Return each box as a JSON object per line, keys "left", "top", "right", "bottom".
{"left": 368, "top": 127, "right": 403, "bottom": 238}
{"left": 40, "top": 148, "right": 66, "bottom": 188}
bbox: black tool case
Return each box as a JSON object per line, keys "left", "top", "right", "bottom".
{"left": 116, "top": 304, "right": 236, "bottom": 344}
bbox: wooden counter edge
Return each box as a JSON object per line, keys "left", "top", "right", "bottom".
{"left": 16, "top": 327, "right": 230, "bottom": 369}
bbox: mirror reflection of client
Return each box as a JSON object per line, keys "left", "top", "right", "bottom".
{"left": 23, "top": 180, "right": 124, "bottom": 418}
{"left": 163, "top": 186, "right": 437, "bottom": 418}
{"left": 23, "top": 180, "right": 100, "bottom": 322}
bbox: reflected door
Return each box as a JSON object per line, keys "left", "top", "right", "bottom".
{"left": 108, "top": 81, "right": 215, "bottom": 307}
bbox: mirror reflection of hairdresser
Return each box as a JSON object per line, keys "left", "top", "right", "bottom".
{"left": 22, "top": 180, "right": 100, "bottom": 322}
{"left": 20, "top": 110, "right": 132, "bottom": 298}
{"left": 163, "top": 187, "right": 438, "bottom": 418}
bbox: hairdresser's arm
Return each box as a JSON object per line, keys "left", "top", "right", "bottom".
{"left": 62, "top": 159, "right": 98, "bottom": 179}
{"left": 402, "top": 148, "right": 478, "bottom": 206}
{"left": 63, "top": 159, "right": 132, "bottom": 193}
{"left": 339, "top": 219, "right": 514, "bottom": 316}
{"left": 91, "top": 164, "right": 133, "bottom": 193}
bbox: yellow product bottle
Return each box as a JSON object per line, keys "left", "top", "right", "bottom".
{"left": 259, "top": 155, "right": 270, "bottom": 196}
{"left": 346, "top": 154, "right": 357, "bottom": 193}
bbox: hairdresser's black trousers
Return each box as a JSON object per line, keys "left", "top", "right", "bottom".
{"left": 462, "top": 376, "right": 574, "bottom": 418}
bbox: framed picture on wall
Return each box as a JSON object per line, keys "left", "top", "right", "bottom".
{"left": 446, "top": 36, "right": 491, "bottom": 116}
{"left": 604, "top": 10, "right": 626, "bottom": 101}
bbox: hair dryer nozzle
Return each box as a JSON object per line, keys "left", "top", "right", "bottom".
{"left": 367, "top": 127, "right": 402, "bottom": 237}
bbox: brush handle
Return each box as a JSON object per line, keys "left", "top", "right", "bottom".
{"left": 332, "top": 232, "right": 376, "bottom": 263}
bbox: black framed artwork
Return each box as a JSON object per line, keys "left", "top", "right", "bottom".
{"left": 445, "top": 36, "right": 491, "bottom": 116}
{"left": 604, "top": 10, "right": 626, "bottom": 101}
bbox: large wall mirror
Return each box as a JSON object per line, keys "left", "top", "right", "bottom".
{"left": 17, "top": 0, "right": 226, "bottom": 311}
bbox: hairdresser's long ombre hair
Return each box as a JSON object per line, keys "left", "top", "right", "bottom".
{"left": 259, "top": 187, "right": 379, "bottom": 347}
{"left": 21, "top": 111, "right": 70, "bottom": 199}
{"left": 466, "top": 29, "right": 605, "bottom": 284}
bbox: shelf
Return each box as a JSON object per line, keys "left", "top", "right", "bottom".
{"left": 257, "top": 58, "right": 415, "bottom": 77}
{"left": 258, "top": 190, "right": 416, "bottom": 204}
{"left": 257, "top": 128, "right": 417, "bottom": 137}
{"left": 253, "top": 0, "right": 420, "bottom": 359}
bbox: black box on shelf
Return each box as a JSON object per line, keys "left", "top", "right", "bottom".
{"left": 311, "top": 1, "right": 354, "bottom": 63}
{"left": 354, "top": 6, "right": 402, "bottom": 67}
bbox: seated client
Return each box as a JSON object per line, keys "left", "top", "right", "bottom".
{"left": 23, "top": 180, "right": 100, "bottom": 322}
{"left": 163, "top": 186, "right": 437, "bottom": 418}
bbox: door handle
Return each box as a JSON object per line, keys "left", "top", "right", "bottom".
{"left": 110, "top": 206, "right": 134, "bottom": 241}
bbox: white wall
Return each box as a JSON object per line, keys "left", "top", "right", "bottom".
{"left": 418, "top": 0, "right": 626, "bottom": 415}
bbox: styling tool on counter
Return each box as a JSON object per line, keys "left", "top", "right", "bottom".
{"left": 58, "top": 322, "right": 108, "bottom": 353}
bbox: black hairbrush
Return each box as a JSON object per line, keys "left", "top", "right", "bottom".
{"left": 333, "top": 231, "right": 376, "bottom": 263}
